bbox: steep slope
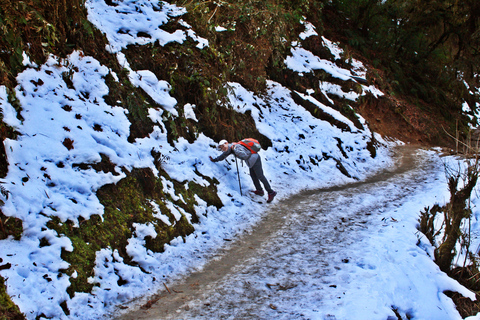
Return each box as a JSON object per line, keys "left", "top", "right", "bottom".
{"left": 0, "top": 0, "right": 477, "bottom": 319}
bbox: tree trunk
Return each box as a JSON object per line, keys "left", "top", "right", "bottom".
{"left": 435, "top": 173, "right": 478, "bottom": 273}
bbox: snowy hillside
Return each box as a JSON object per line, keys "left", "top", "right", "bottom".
{"left": 0, "top": 0, "right": 478, "bottom": 319}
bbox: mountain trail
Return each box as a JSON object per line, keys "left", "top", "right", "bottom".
{"left": 115, "top": 145, "right": 438, "bottom": 319}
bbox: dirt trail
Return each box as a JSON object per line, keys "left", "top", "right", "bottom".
{"left": 116, "top": 145, "right": 435, "bottom": 319}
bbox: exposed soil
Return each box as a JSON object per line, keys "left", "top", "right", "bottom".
{"left": 115, "top": 145, "right": 454, "bottom": 319}
{"left": 356, "top": 94, "right": 453, "bottom": 148}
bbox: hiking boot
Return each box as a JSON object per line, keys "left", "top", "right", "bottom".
{"left": 253, "top": 190, "right": 264, "bottom": 196}
{"left": 267, "top": 191, "right": 277, "bottom": 203}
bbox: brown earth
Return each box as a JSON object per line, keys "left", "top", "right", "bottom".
{"left": 357, "top": 93, "right": 454, "bottom": 149}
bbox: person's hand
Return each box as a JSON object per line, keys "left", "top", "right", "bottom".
{"left": 209, "top": 156, "right": 214, "bottom": 162}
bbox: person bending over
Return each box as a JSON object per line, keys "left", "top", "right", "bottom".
{"left": 210, "top": 139, "right": 277, "bottom": 203}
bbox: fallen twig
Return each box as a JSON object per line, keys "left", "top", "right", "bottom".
{"left": 164, "top": 282, "right": 171, "bottom": 294}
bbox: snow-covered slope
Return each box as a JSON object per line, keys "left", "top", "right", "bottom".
{"left": 0, "top": 1, "right": 477, "bottom": 319}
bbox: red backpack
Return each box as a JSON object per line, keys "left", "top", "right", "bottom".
{"left": 237, "top": 138, "right": 261, "bottom": 154}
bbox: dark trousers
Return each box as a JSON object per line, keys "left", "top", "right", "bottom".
{"left": 249, "top": 156, "right": 273, "bottom": 194}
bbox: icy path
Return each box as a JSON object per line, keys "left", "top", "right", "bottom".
{"left": 116, "top": 147, "right": 465, "bottom": 320}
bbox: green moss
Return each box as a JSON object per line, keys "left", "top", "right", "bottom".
{"left": 187, "top": 181, "right": 223, "bottom": 210}
{"left": 102, "top": 69, "right": 156, "bottom": 143}
{"left": 0, "top": 276, "right": 25, "bottom": 320}
{"left": 0, "top": 0, "right": 103, "bottom": 88}
{"left": 46, "top": 165, "right": 222, "bottom": 297}
{"left": 0, "top": 211, "right": 23, "bottom": 241}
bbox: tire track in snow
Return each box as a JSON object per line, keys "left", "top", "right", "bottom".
{"left": 116, "top": 146, "right": 440, "bottom": 319}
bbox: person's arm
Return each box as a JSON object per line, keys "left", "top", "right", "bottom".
{"left": 210, "top": 147, "right": 232, "bottom": 162}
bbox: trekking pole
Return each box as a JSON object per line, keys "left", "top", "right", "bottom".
{"left": 234, "top": 155, "right": 243, "bottom": 196}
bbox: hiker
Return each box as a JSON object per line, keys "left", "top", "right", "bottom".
{"left": 210, "top": 139, "right": 277, "bottom": 203}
